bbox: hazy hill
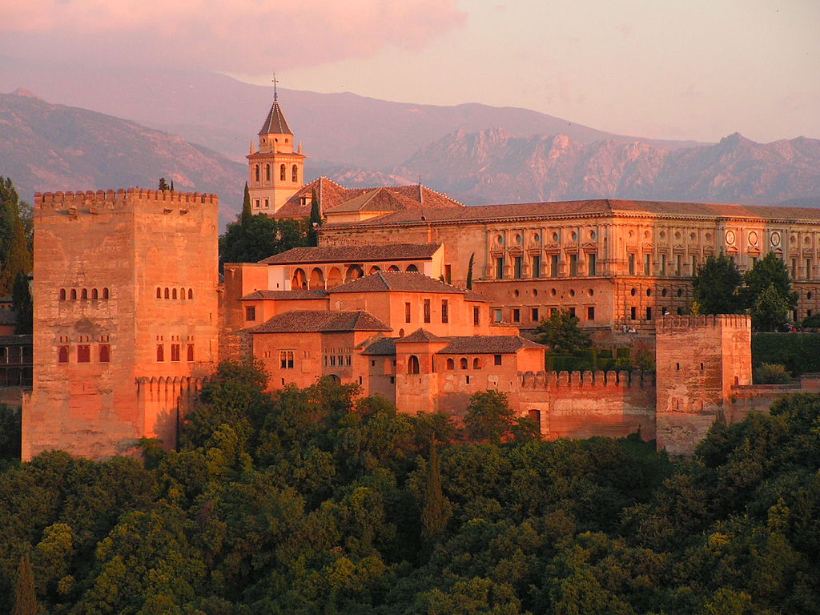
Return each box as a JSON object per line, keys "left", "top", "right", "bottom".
{"left": 0, "top": 90, "right": 245, "bottom": 222}
{"left": 395, "top": 129, "right": 820, "bottom": 205}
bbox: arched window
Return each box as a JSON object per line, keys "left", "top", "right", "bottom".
{"left": 156, "top": 287, "right": 161, "bottom": 299}
{"left": 280, "top": 164, "right": 286, "bottom": 181}
{"left": 187, "top": 344, "right": 194, "bottom": 362}
{"left": 265, "top": 164, "right": 271, "bottom": 181}
{"left": 70, "top": 289, "right": 77, "bottom": 300}
{"left": 388, "top": 265, "right": 400, "bottom": 272}
{"left": 59, "top": 289, "right": 66, "bottom": 301}
{"left": 58, "top": 346, "right": 69, "bottom": 363}
{"left": 172, "top": 288, "right": 177, "bottom": 300}
{"left": 460, "top": 357, "right": 468, "bottom": 369}
{"left": 473, "top": 358, "right": 481, "bottom": 369}
{"left": 81, "top": 289, "right": 88, "bottom": 300}
{"left": 406, "top": 264, "right": 418, "bottom": 272}
{"left": 292, "top": 164, "right": 298, "bottom": 182}
{"left": 91, "top": 288, "right": 98, "bottom": 300}
{"left": 188, "top": 289, "right": 193, "bottom": 300}
{"left": 408, "top": 355, "right": 420, "bottom": 374}
{"left": 254, "top": 164, "right": 260, "bottom": 182}
{"left": 156, "top": 344, "right": 164, "bottom": 362}
{"left": 164, "top": 288, "right": 170, "bottom": 299}
{"left": 446, "top": 358, "right": 455, "bottom": 370}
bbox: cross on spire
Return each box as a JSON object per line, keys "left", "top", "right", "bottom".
{"left": 272, "top": 72, "right": 279, "bottom": 102}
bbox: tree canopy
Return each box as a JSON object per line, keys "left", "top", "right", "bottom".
{"left": 692, "top": 254, "right": 744, "bottom": 315}
{"left": 0, "top": 177, "right": 33, "bottom": 295}
{"left": 534, "top": 309, "right": 592, "bottom": 354}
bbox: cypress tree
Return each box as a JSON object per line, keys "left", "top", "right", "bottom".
{"left": 241, "top": 182, "right": 252, "bottom": 223}
{"left": 0, "top": 218, "right": 32, "bottom": 295}
{"left": 421, "top": 441, "right": 451, "bottom": 543}
{"left": 466, "top": 253, "right": 475, "bottom": 289}
{"left": 308, "top": 189, "right": 321, "bottom": 246}
{"left": 13, "top": 551, "right": 38, "bottom": 615}
{"left": 12, "top": 272, "right": 32, "bottom": 334}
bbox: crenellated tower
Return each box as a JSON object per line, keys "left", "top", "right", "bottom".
{"left": 247, "top": 84, "right": 305, "bottom": 215}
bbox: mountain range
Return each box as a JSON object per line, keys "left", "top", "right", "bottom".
{"left": 0, "top": 59, "right": 818, "bottom": 219}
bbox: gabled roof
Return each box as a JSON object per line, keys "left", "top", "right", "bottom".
{"left": 438, "top": 335, "right": 545, "bottom": 354}
{"left": 329, "top": 187, "right": 421, "bottom": 214}
{"left": 258, "top": 100, "right": 293, "bottom": 136}
{"left": 395, "top": 328, "right": 447, "bottom": 343}
{"left": 361, "top": 337, "right": 397, "bottom": 356}
{"left": 240, "top": 289, "right": 328, "bottom": 301}
{"left": 250, "top": 310, "right": 390, "bottom": 334}
{"left": 259, "top": 244, "right": 441, "bottom": 265}
{"left": 330, "top": 272, "right": 463, "bottom": 294}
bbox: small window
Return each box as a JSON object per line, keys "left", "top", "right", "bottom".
{"left": 423, "top": 299, "right": 431, "bottom": 324}
{"left": 58, "top": 346, "right": 69, "bottom": 363}
{"left": 70, "top": 289, "right": 77, "bottom": 300}
{"left": 265, "top": 164, "right": 271, "bottom": 181}
{"left": 187, "top": 345, "right": 194, "bottom": 362}
{"left": 172, "top": 288, "right": 177, "bottom": 300}
{"left": 91, "top": 288, "right": 98, "bottom": 300}
{"left": 245, "top": 306, "right": 256, "bottom": 321}
{"left": 255, "top": 164, "right": 260, "bottom": 182}
{"left": 587, "top": 306, "right": 595, "bottom": 321}
{"left": 77, "top": 345, "right": 91, "bottom": 363}
{"left": 99, "top": 344, "right": 110, "bottom": 363}
{"left": 628, "top": 253, "right": 636, "bottom": 275}
{"left": 171, "top": 344, "right": 181, "bottom": 362}
{"left": 646, "top": 307, "right": 653, "bottom": 321}
{"left": 280, "top": 164, "right": 286, "bottom": 181}
{"left": 514, "top": 256, "right": 523, "bottom": 279}
{"left": 460, "top": 357, "right": 468, "bottom": 369}
{"left": 59, "top": 289, "right": 66, "bottom": 301}
{"left": 466, "top": 375, "right": 471, "bottom": 384}
{"left": 512, "top": 308, "right": 520, "bottom": 323}
{"left": 630, "top": 306, "right": 637, "bottom": 320}
{"left": 156, "top": 288, "right": 162, "bottom": 299}
{"left": 568, "top": 307, "right": 576, "bottom": 318}
{"left": 280, "top": 350, "right": 294, "bottom": 369}
{"left": 493, "top": 308, "right": 503, "bottom": 323}
{"left": 473, "top": 306, "right": 480, "bottom": 326}
{"left": 164, "top": 288, "right": 170, "bottom": 299}
{"left": 494, "top": 354, "right": 502, "bottom": 366}
{"left": 156, "top": 345, "right": 164, "bottom": 362}
{"left": 473, "top": 358, "right": 481, "bottom": 369}
{"left": 531, "top": 307, "right": 539, "bottom": 322}
{"left": 188, "top": 289, "right": 193, "bottom": 300}
{"left": 441, "top": 300, "right": 449, "bottom": 324}
{"left": 81, "top": 289, "right": 88, "bottom": 300}
{"left": 496, "top": 257, "right": 504, "bottom": 279}
{"left": 446, "top": 358, "right": 455, "bottom": 370}
{"left": 405, "top": 302, "right": 411, "bottom": 323}
{"left": 675, "top": 362, "right": 680, "bottom": 371}
{"left": 408, "top": 355, "right": 420, "bottom": 374}
{"left": 292, "top": 164, "right": 298, "bottom": 182}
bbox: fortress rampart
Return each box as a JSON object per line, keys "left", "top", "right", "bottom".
{"left": 34, "top": 188, "right": 219, "bottom": 210}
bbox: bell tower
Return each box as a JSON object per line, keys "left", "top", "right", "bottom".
{"left": 247, "top": 77, "right": 305, "bottom": 215}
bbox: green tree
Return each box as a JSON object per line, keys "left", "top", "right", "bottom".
{"left": 158, "top": 177, "right": 170, "bottom": 191}
{"left": 534, "top": 309, "right": 591, "bottom": 354}
{"left": 464, "top": 390, "right": 515, "bottom": 444}
{"left": 751, "top": 283, "right": 791, "bottom": 331}
{"left": 466, "top": 253, "right": 475, "bottom": 290}
{"left": 308, "top": 189, "right": 321, "bottom": 246}
{"left": 0, "top": 178, "right": 33, "bottom": 294}
{"left": 13, "top": 551, "right": 38, "bottom": 615}
{"left": 420, "top": 441, "right": 451, "bottom": 542}
{"left": 742, "top": 252, "right": 797, "bottom": 311}
{"left": 241, "top": 181, "right": 251, "bottom": 223}
{"left": 12, "top": 272, "right": 32, "bottom": 334}
{"left": 0, "top": 404, "right": 21, "bottom": 461}
{"left": 219, "top": 214, "right": 309, "bottom": 268}
{"left": 692, "top": 254, "right": 744, "bottom": 314}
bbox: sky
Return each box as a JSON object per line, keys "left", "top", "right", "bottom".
{"left": 2, "top": 0, "right": 819, "bottom": 143}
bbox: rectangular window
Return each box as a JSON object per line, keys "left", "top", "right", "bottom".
{"left": 423, "top": 299, "right": 431, "bottom": 323}
{"left": 569, "top": 254, "right": 578, "bottom": 276}
{"left": 588, "top": 253, "right": 597, "bottom": 276}
{"left": 568, "top": 307, "right": 576, "bottom": 318}
{"left": 514, "top": 256, "right": 523, "bottom": 279}
{"left": 99, "top": 344, "right": 110, "bottom": 363}
{"left": 676, "top": 254, "right": 682, "bottom": 276}
{"left": 245, "top": 306, "right": 256, "bottom": 321}
{"left": 445, "top": 264, "right": 452, "bottom": 284}
{"left": 791, "top": 258, "right": 797, "bottom": 279}
{"left": 171, "top": 344, "right": 181, "bottom": 362}
{"left": 473, "top": 306, "right": 480, "bottom": 326}
{"left": 550, "top": 307, "right": 559, "bottom": 316}
{"left": 512, "top": 308, "right": 520, "bottom": 323}
{"left": 496, "top": 257, "right": 504, "bottom": 279}
{"left": 644, "top": 254, "right": 651, "bottom": 275}
{"left": 630, "top": 306, "right": 637, "bottom": 320}
{"left": 404, "top": 302, "right": 411, "bottom": 323}
{"left": 187, "top": 345, "right": 194, "bottom": 362}
{"left": 254, "top": 199, "right": 260, "bottom": 209}
{"left": 264, "top": 198, "right": 269, "bottom": 209}
{"left": 77, "top": 345, "right": 90, "bottom": 363}
{"left": 587, "top": 306, "right": 595, "bottom": 321}
{"left": 58, "top": 346, "right": 69, "bottom": 363}
{"left": 280, "top": 350, "right": 294, "bottom": 369}
{"left": 646, "top": 307, "right": 652, "bottom": 321}
{"left": 691, "top": 254, "right": 698, "bottom": 274}
{"left": 493, "top": 308, "right": 503, "bottom": 323}
{"left": 628, "top": 253, "right": 636, "bottom": 275}
{"left": 551, "top": 254, "right": 559, "bottom": 278}
{"left": 157, "top": 344, "right": 164, "bottom": 362}
{"left": 494, "top": 354, "right": 502, "bottom": 366}
{"left": 661, "top": 254, "right": 667, "bottom": 276}
{"left": 807, "top": 258, "right": 812, "bottom": 280}
{"left": 531, "top": 307, "right": 539, "bottom": 322}
{"left": 441, "top": 300, "right": 449, "bottom": 323}
{"left": 532, "top": 255, "right": 542, "bottom": 278}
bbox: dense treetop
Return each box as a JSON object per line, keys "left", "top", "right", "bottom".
{"left": 1, "top": 361, "right": 817, "bottom": 614}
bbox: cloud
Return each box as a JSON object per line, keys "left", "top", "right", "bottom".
{"left": 0, "top": 0, "right": 467, "bottom": 72}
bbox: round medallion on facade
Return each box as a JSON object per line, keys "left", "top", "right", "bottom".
{"left": 725, "top": 230, "right": 735, "bottom": 245}
{"left": 748, "top": 231, "right": 758, "bottom": 246}
{"left": 770, "top": 231, "right": 781, "bottom": 247}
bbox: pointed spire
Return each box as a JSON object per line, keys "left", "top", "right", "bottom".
{"left": 258, "top": 75, "right": 293, "bottom": 136}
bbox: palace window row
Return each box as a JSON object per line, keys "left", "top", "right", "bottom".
{"left": 59, "top": 288, "right": 110, "bottom": 301}
{"left": 156, "top": 287, "right": 194, "bottom": 300}
{"left": 494, "top": 252, "right": 597, "bottom": 280}
{"left": 58, "top": 343, "right": 110, "bottom": 364}
{"left": 323, "top": 353, "right": 352, "bottom": 368}
{"left": 156, "top": 344, "right": 195, "bottom": 362}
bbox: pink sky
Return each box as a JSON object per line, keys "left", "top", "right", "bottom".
{"left": 2, "top": 0, "right": 818, "bottom": 142}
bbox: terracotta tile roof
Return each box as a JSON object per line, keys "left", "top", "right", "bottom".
{"left": 361, "top": 337, "right": 397, "bottom": 355}
{"left": 240, "top": 289, "right": 328, "bottom": 301}
{"left": 258, "top": 100, "right": 293, "bottom": 135}
{"left": 330, "top": 272, "right": 463, "bottom": 294}
{"left": 329, "top": 187, "right": 422, "bottom": 214}
{"left": 322, "top": 198, "right": 820, "bottom": 228}
{"left": 250, "top": 310, "right": 391, "bottom": 334}
{"left": 395, "top": 328, "right": 447, "bottom": 343}
{"left": 259, "top": 244, "right": 441, "bottom": 265}
{"left": 438, "top": 335, "right": 545, "bottom": 354}
{"left": 275, "top": 177, "right": 463, "bottom": 219}
{"left": 464, "top": 290, "right": 490, "bottom": 303}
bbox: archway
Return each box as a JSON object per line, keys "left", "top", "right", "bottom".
{"left": 345, "top": 264, "right": 364, "bottom": 282}
{"left": 406, "top": 264, "right": 418, "bottom": 272}
{"left": 327, "top": 267, "right": 342, "bottom": 288}
{"left": 291, "top": 268, "right": 308, "bottom": 289}
{"left": 309, "top": 267, "right": 325, "bottom": 289}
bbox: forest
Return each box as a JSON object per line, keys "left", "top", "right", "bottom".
{"left": 0, "top": 361, "right": 818, "bottom": 614}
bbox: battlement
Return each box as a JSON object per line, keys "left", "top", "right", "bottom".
{"left": 656, "top": 314, "right": 751, "bottom": 333}
{"left": 519, "top": 369, "right": 653, "bottom": 391}
{"left": 34, "top": 188, "right": 219, "bottom": 211}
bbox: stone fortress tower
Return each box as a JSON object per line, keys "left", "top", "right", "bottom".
{"left": 247, "top": 83, "right": 306, "bottom": 216}
{"left": 22, "top": 188, "right": 220, "bottom": 460}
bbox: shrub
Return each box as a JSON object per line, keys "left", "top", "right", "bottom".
{"left": 802, "top": 313, "right": 820, "bottom": 330}
{"left": 752, "top": 333, "right": 820, "bottom": 375}
{"left": 753, "top": 363, "right": 791, "bottom": 384}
